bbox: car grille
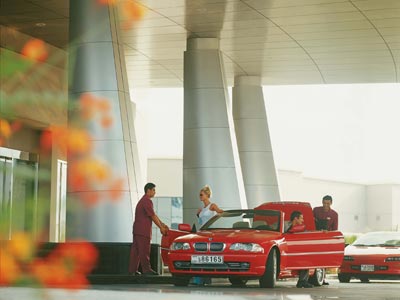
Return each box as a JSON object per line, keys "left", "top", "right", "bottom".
{"left": 174, "top": 261, "right": 250, "bottom": 272}
{"left": 210, "top": 243, "right": 225, "bottom": 252}
{"left": 194, "top": 243, "right": 207, "bottom": 252}
{"left": 193, "top": 242, "right": 225, "bottom": 252}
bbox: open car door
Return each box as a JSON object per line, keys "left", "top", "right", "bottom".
{"left": 283, "top": 230, "right": 345, "bottom": 270}
{"left": 161, "top": 224, "right": 192, "bottom": 265}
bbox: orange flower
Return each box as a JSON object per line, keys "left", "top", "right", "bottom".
{"left": 0, "top": 119, "right": 12, "bottom": 139}
{"left": 0, "top": 250, "right": 21, "bottom": 285}
{"left": 39, "top": 129, "right": 53, "bottom": 154}
{"left": 79, "top": 93, "right": 97, "bottom": 120}
{"left": 120, "top": 1, "right": 145, "bottom": 29}
{"left": 40, "top": 126, "right": 68, "bottom": 155}
{"left": 32, "top": 241, "right": 98, "bottom": 289}
{"left": 67, "top": 128, "right": 92, "bottom": 155}
{"left": 21, "top": 39, "right": 48, "bottom": 62}
{"left": 88, "top": 159, "right": 110, "bottom": 182}
{"left": 122, "top": 1, "right": 145, "bottom": 21}
{"left": 10, "top": 121, "right": 23, "bottom": 133}
{"left": 53, "top": 241, "right": 98, "bottom": 273}
{"left": 97, "top": 0, "right": 118, "bottom": 5}
{"left": 96, "top": 98, "right": 111, "bottom": 113}
{"left": 68, "top": 165, "right": 89, "bottom": 191}
{"left": 100, "top": 115, "right": 113, "bottom": 128}
{"left": 6, "top": 232, "right": 34, "bottom": 262}
{"left": 79, "top": 192, "right": 101, "bottom": 206}
{"left": 108, "top": 178, "right": 125, "bottom": 201}
{"left": 68, "top": 159, "right": 110, "bottom": 191}
{"left": 40, "top": 126, "right": 91, "bottom": 156}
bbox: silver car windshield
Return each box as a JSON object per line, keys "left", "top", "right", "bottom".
{"left": 201, "top": 209, "right": 281, "bottom": 232}
{"left": 353, "top": 232, "right": 400, "bottom": 247}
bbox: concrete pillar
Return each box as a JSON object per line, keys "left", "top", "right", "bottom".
{"left": 67, "top": 0, "right": 142, "bottom": 242}
{"left": 183, "top": 38, "right": 247, "bottom": 226}
{"left": 233, "top": 76, "right": 280, "bottom": 208}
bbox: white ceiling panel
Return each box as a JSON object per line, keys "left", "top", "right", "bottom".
{"left": 2, "top": 0, "right": 399, "bottom": 86}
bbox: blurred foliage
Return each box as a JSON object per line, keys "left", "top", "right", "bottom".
{"left": 344, "top": 235, "right": 358, "bottom": 245}
{"left": 0, "top": 0, "right": 146, "bottom": 291}
{"left": 0, "top": 49, "right": 33, "bottom": 80}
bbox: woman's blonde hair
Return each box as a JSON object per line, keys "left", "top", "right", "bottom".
{"left": 200, "top": 185, "right": 212, "bottom": 198}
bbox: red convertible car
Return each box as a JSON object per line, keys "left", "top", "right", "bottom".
{"left": 161, "top": 202, "right": 345, "bottom": 287}
{"left": 338, "top": 231, "right": 400, "bottom": 283}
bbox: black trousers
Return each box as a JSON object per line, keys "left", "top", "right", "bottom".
{"left": 298, "top": 269, "right": 310, "bottom": 283}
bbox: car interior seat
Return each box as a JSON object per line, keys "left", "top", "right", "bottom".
{"left": 232, "top": 221, "right": 250, "bottom": 229}
{"left": 252, "top": 220, "right": 267, "bottom": 229}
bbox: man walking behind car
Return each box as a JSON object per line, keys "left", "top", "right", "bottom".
{"left": 313, "top": 195, "right": 338, "bottom": 231}
{"left": 313, "top": 194, "right": 339, "bottom": 285}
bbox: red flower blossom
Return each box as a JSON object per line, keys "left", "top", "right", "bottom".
{"left": 21, "top": 39, "right": 48, "bottom": 62}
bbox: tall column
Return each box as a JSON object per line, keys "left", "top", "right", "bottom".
{"left": 233, "top": 76, "right": 280, "bottom": 208}
{"left": 183, "top": 38, "right": 247, "bottom": 226}
{"left": 67, "top": 0, "right": 142, "bottom": 242}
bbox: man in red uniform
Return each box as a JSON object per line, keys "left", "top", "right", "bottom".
{"left": 313, "top": 194, "right": 339, "bottom": 285}
{"left": 129, "top": 183, "right": 169, "bottom": 276}
{"left": 313, "top": 195, "right": 338, "bottom": 231}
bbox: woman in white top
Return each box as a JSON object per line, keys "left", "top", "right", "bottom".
{"left": 197, "top": 185, "right": 223, "bottom": 226}
{"left": 192, "top": 185, "right": 223, "bottom": 286}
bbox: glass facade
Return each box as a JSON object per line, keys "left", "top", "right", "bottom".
{"left": 0, "top": 147, "right": 38, "bottom": 239}
{"left": 151, "top": 197, "right": 183, "bottom": 244}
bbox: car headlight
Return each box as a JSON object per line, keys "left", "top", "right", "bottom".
{"left": 229, "top": 243, "right": 264, "bottom": 253}
{"left": 171, "top": 242, "right": 190, "bottom": 250}
{"left": 385, "top": 257, "right": 400, "bottom": 262}
{"left": 343, "top": 255, "right": 354, "bottom": 261}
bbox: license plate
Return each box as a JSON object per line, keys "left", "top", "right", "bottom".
{"left": 191, "top": 255, "right": 224, "bottom": 264}
{"left": 361, "top": 264, "right": 374, "bottom": 272}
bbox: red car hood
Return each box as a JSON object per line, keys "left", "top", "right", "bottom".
{"left": 173, "top": 229, "right": 282, "bottom": 244}
{"left": 345, "top": 245, "right": 400, "bottom": 256}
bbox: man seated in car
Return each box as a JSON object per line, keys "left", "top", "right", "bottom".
{"left": 287, "top": 211, "right": 313, "bottom": 288}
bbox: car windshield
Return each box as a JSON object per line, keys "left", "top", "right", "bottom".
{"left": 353, "top": 232, "right": 400, "bottom": 247}
{"left": 201, "top": 209, "right": 281, "bottom": 232}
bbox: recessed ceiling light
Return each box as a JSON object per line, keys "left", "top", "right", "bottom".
{"left": 35, "top": 22, "right": 46, "bottom": 27}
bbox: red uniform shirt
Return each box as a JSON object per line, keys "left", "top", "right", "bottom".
{"left": 313, "top": 206, "right": 338, "bottom": 231}
{"left": 133, "top": 195, "right": 155, "bottom": 238}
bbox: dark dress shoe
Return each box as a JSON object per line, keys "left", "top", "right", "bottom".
{"left": 322, "top": 281, "right": 329, "bottom": 285}
{"left": 296, "top": 281, "right": 313, "bottom": 288}
{"left": 142, "top": 270, "right": 159, "bottom": 276}
{"left": 130, "top": 271, "right": 141, "bottom": 276}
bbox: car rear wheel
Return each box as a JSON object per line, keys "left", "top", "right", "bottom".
{"left": 259, "top": 248, "right": 277, "bottom": 288}
{"left": 229, "top": 277, "right": 248, "bottom": 286}
{"left": 338, "top": 273, "right": 351, "bottom": 283}
{"left": 309, "top": 268, "right": 325, "bottom": 286}
{"left": 173, "top": 275, "right": 190, "bottom": 287}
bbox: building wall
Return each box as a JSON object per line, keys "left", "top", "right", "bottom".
{"left": 367, "top": 185, "right": 400, "bottom": 231}
{"left": 147, "top": 159, "right": 183, "bottom": 197}
{"left": 278, "top": 170, "right": 367, "bottom": 233}
{"left": 148, "top": 159, "right": 399, "bottom": 234}
{"left": 392, "top": 186, "right": 400, "bottom": 231}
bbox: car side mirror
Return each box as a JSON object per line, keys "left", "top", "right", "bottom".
{"left": 288, "top": 224, "right": 306, "bottom": 233}
{"left": 178, "top": 223, "right": 192, "bottom": 232}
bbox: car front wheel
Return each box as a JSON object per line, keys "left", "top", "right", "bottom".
{"left": 259, "top": 248, "right": 277, "bottom": 288}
